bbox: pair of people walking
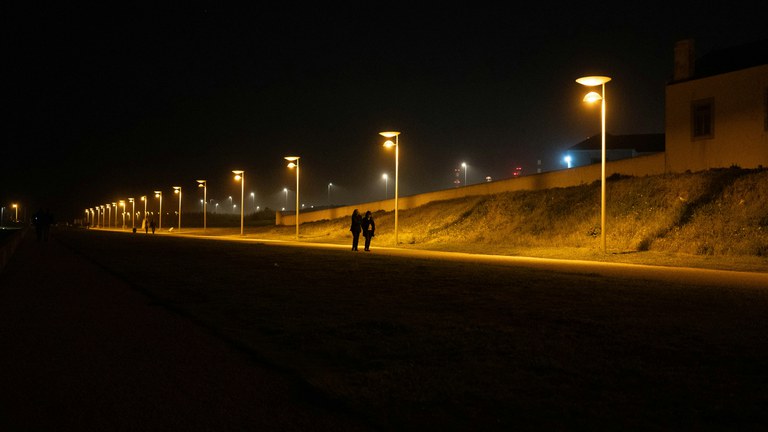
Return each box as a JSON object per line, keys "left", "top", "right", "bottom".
{"left": 350, "top": 209, "right": 375, "bottom": 251}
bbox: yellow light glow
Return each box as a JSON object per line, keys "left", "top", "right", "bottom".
{"left": 383, "top": 140, "right": 395, "bottom": 148}
{"left": 583, "top": 91, "right": 602, "bottom": 103}
{"left": 575, "top": 76, "right": 611, "bottom": 87}
{"left": 379, "top": 131, "right": 400, "bottom": 138}
{"left": 287, "top": 162, "right": 296, "bottom": 169}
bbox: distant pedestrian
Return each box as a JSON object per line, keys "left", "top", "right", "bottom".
{"left": 144, "top": 218, "right": 149, "bottom": 234}
{"left": 32, "top": 208, "right": 53, "bottom": 242}
{"left": 350, "top": 209, "right": 362, "bottom": 251}
{"left": 361, "top": 210, "right": 375, "bottom": 251}
{"left": 150, "top": 219, "right": 156, "bottom": 234}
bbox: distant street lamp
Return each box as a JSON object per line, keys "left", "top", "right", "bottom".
{"left": 119, "top": 200, "right": 126, "bottom": 229}
{"left": 12, "top": 203, "right": 18, "bottom": 222}
{"left": 461, "top": 162, "right": 468, "bottom": 186}
{"left": 283, "top": 187, "right": 288, "bottom": 209}
{"left": 382, "top": 173, "right": 388, "bottom": 199}
{"left": 140, "top": 195, "right": 147, "bottom": 227}
{"left": 154, "top": 191, "right": 163, "bottom": 230}
{"left": 128, "top": 198, "right": 135, "bottom": 229}
{"left": 197, "top": 180, "right": 207, "bottom": 231}
{"left": 250, "top": 192, "right": 255, "bottom": 214}
{"left": 576, "top": 75, "right": 611, "bottom": 253}
{"left": 112, "top": 202, "right": 118, "bottom": 227}
{"left": 285, "top": 156, "right": 300, "bottom": 240}
{"left": 327, "top": 182, "right": 333, "bottom": 206}
{"left": 232, "top": 170, "right": 245, "bottom": 236}
{"left": 173, "top": 186, "right": 182, "bottom": 232}
{"left": 380, "top": 131, "right": 400, "bottom": 245}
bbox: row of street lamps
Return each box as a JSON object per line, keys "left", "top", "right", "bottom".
{"left": 84, "top": 85, "right": 607, "bottom": 250}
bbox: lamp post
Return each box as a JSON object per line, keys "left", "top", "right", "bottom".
{"left": 197, "top": 180, "right": 207, "bottom": 231}
{"left": 461, "top": 162, "right": 468, "bottom": 186}
{"left": 154, "top": 191, "right": 163, "bottom": 230}
{"left": 576, "top": 75, "right": 611, "bottom": 253}
{"left": 285, "top": 156, "right": 300, "bottom": 240}
{"left": 232, "top": 170, "right": 245, "bottom": 236}
{"left": 380, "top": 131, "right": 400, "bottom": 245}
{"left": 99, "top": 206, "right": 104, "bottom": 227}
{"left": 112, "top": 202, "right": 118, "bottom": 227}
{"left": 128, "top": 198, "right": 135, "bottom": 229}
{"left": 140, "top": 195, "right": 147, "bottom": 228}
{"left": 327, "top": 183, "right": 333, "bottom": 206}
{"left": 250, "top": 192, "right": 255, "bottom": 214}
{"left": 12, "top": 204, "right": 18, "bottom": 222}
{"left": 106, "top": 204, "right": 112, "bottom": 228}
{"left": 119, "top": 200, "right": 126, "bottom": 229}
{"left": 173, "top": 186, "right": 182, "bottom": 232}
{"left": 283, "top": 188, "right": 288, "bottom": 209}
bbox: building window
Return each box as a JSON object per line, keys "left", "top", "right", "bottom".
{"left": 692, "top": 98, "right": 714, "bottom": 139}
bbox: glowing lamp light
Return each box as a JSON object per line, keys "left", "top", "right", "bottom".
{"left": 583, "top": 91, "right": 603, "bottom": 103}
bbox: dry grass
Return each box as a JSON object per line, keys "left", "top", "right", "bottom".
{"left": 247, "top": 168, "right": 768, "bottom": 272}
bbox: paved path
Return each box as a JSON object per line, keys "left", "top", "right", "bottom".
{"left": 0, "top": 231, "right": 370, "bottom": 431}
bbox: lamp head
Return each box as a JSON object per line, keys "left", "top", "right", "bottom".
{"left": 379, "top": 131, "right": 400, "bottom": 138}
{"left": 383, "top": 140, "right": 396, "bottom": 149}
{"left": 232, "top": 170, "right": 243, "bottom": 181}
{"left": 583, "top": 91, "right": 603, "bottom": 103}
{"left": 575, "top": 76, "right": 611, "bottom": 86}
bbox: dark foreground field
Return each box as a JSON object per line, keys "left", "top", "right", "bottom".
{"left": 6, "top": 228, "right": 768, "bottom": 430}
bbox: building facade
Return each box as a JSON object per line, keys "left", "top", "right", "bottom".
{"left": 665, "top": 39, "right": 768, "bottom": 173}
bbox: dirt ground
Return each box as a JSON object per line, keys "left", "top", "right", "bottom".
{"left": 4, "top": 227, "right": 768, "bottom": 430}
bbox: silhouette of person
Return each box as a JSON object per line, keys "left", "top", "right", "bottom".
{"left": 361, "top": 210, "right": 375, "bottom": 251}
{"left": 32, "top": 208, "right": 53, "bottom": 241}
{"left": 150, "top": 219, "right": 156, "bottom": 234}
{"left": 144, "top": 217, "right": 149, "bottom": 234}
{"left": 350, "top": 209, "right": 362, "bottom": 251}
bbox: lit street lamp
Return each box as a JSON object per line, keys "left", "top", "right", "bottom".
{"left": 112, "top": 202, "right": 118, "bottom": 227}
{"left": 128, "top": 198, "right": 135, "bottom": 229}
{"left": 154, "top": 191, "right": 163, "bottom": 230}
{"left": 232, "top": 170, "right": 245, "bottom": 236}
{"left": 285, "top": 156, "right": 300, "bottom": 240}
{"left": 250, "top": 192, "right": 255, "bottom": 214}
{"left": 12, "top": 204, "right": 18, "bottom": 222}
{"left": 327, "top": 182, "right": 333, "bottom": 206}
{"left": 197, "top": 180, "right": 207, "bottom": 231}
{"left": 140, "top": 195, "right": 147, "bottom": 228}
{"left": 119, "top": 200, "right": 126, "bottom": 229}
{"left": 576, "top": 75, "right": 611, "bottom": 253}
{"left": 283, "top": 188, "right": 288, "bottom": 209}
{"left": 173, "top": 186, "right": 182, "bottom": 232}
{"left": 461, "top": 162, "right": 468, "bottom": 186}
{"left": 380, "top": 131, "right": 400, "bottom": 245}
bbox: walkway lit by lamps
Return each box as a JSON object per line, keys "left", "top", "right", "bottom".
{"left": 285, "top": 156, "right": 300, "bottom": 240}
{"left": 380, "top": 131, "right": 400, "bottom": 245}
{"left": 576, "top": 75, "right": 611, "bottom": 253}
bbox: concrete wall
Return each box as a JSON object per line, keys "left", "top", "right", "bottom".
{"left": 665, "top": 65, "right": 768, "bottom": 173}
{"left": 277, "top": 152, "right": 666, "bottom": 225}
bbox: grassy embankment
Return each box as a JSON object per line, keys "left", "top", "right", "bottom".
{"left": 254, "top": 168, "right": 768, "bottom": 271}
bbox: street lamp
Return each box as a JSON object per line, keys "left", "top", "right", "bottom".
{"left": 232, "top": 170, "right": 245, "bottom": 236}
{"left": 140, "top": 195, "right": 147, "bottom": 228}
{"left": 576, "top": 75, "right": 611, "bottom": 253}
{"left": 197, "top": 180, "right": 207, "bottom": 231}
{"left": 128, "top": 198, "right": 135, "bottom": 229}
{"left": 154, "top": 191, "right": 163, "bottom": 230}
{"left": 380, "top": 131, "right": 400, "bottom": 245}
{"left": 119, "top": 200, "right": 126, "bottom": 229}
{"left": 173, "top": 186, "right": 182, "bottom": 232}
{"left": 112, "top": 202, "right": 118, "bottom": 227}
{"left": 285, "top": 156, "right": 300, "bottom": 240}
{"left": 12, "top": 204, "right": 18, "bottom": 222}
{"left": 461, "top": 162, "right": 468, "bottom": 186}
{"left": 250, "top": 192, "right": 255, "bottom": 214}
{"left": 327, "top": 183, "right": 333, "bottom": 206}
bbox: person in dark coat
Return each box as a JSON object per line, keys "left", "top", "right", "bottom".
{"left": 350, "top": 209, "right": 362, "bottom": 251}
{"left": 361, "top": 210, "right": 375, "bottom": 251}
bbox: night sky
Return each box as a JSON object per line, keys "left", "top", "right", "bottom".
{"left": 4, "top": 3, "right": 768, "bottom": 220}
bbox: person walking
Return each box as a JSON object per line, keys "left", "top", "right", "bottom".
{"left": 361, "top": 210, "right": 375, "bottom": 251}
{"left": 350, "top": 209, "right": 362, "bottom": 251}
{"left": 150, "top": 218, "right": 156, "bottom": 234}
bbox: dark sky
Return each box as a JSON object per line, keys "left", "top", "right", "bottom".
{"left": 4, "top": 3, "right": 768, "bottom": 220}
